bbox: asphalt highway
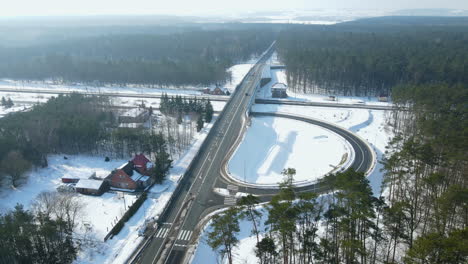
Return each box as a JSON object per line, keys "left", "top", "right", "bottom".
{"left": 133, "top": 45, "right": 276, "bottom": 264}
{"left": 131, "top": 45, "right": 375, "bottom": 264}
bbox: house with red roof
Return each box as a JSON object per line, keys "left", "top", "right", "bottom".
{"left": 132, "top": 153, "right": 153, "bottom": 175}
{"left": 105, "top": 154, "right": 153, "bottom": 191}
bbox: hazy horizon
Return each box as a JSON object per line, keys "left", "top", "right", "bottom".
{"left": 1, "top": 0, "right": 468, "bottom": 18}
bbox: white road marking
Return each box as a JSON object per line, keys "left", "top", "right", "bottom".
{"left": 176, "top": 230, "right": 192, "bottom": 241}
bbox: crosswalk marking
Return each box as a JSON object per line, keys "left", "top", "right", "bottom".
{"left": 177, "top": 230, "right": 193, "bottom": 241}
{"left": 155, "top": 227, "right": 170, "bottom": 238}
{"left": 224, "top": 197, "right": 237, "bottom": 205}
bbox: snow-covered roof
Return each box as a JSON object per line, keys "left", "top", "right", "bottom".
{"left": 130, "top": 171, "right": 144, "bottom": 182}
{"left": 140, "top": 176, "right": 150, "bottom": 182}
{"left": 118, "top": 162, "right": 129, "bottom": 170}
{"left": 94, "top": 171, "right": 110, "bottom": 179}
{"left": 62, "top": 175, "right": 80, "bottom": 179}
{"left": 272, "top": 83, "right": 288, "bottom": 90}
{"left": 75, "top": 179, "right": 104, "bottom": 190}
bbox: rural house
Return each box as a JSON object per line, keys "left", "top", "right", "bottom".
{"left": 132, "top": 153, "right": 153, "bottom": 175}
{"left": 202, "top": 87, "right": 227, "bottom": 95}
{"left": 118, "top": 108, "right": 150, "bottom": 123}
{"left": 105, "top": 155, "right": 153, "bottom": 191}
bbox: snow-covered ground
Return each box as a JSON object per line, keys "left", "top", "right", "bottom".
{"left": 228, "top": 116, "right": 350, "bottom": 185}
{"left": 252, "top": 104, "right": 392, "bottom": 195}
{"left": 192, "top": 103, "right": 393, "bottom": 264}
{"left": 257, "top": 68, "right": 392, "bottom": 107}
{"left": 0, "top": 60, "right": 255, "bottom": 262}
{"left": 0, "top": 117, "right": 216, "bottom": 264}
{"left": 0, "top": 61, "right": 253, "bottom": 116}
{"left": 0, "top": 155, "right": 139, "bottom": 241}
{"left": 225, "top": 64, "right": 255, "bottom": 93}
{"left": 0, "top": 63, "right": 252, "bottom": 96}
{"left": 0, "top": 91, "right": 227, "bottom": 113}
{"left": 0, "top": 104, "right": 31, "bottom": 118}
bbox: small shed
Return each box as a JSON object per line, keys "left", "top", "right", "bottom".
{"left": 75, "top": 179, "right": 107, "bottom": 196}
{"left": 61, "top": 176, "right": 80, "bottom": 184}
{"left": 203, "top": 87, "right": 226, "bottom": 95}
{"left": 271, "top": 83, "right": 288, "bottom": 98}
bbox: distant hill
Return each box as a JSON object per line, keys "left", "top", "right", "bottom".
{"left": 341, "top": 16, "right": 468, "bottom": 26}
{"left": 388, "top": 8, "right": 468, "bottom": 17}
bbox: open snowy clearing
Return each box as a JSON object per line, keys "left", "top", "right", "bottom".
{"left": 252, "top": 104, "right": 393, "bottom": 195}
{"left": 228, "top": 116, "right": 350, "bottom": 185}
{"left": 0, "top": 63, "right": 252, "bottom": 96}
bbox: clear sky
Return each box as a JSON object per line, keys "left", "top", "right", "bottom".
{"left": 1, "top": 0, "right": 467, "bottom": 17}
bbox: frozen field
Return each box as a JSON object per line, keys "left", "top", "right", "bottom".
{"left": 228, "top": 116, "right": 349, "bottom": 185}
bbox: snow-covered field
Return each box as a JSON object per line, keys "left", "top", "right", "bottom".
{"left": 228, "top": 116, "right": 350, "bottom": 185}
{"left": 252, "top": 104, "right": 392, "bottom": 195}
{"left": 0, "top": 63, "right": 252, "bottom": 96}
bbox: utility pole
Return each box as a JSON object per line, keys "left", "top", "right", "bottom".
{"left": 244, "top": 159, "right": 247, "bottom": 182}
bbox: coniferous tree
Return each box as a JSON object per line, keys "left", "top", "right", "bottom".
{"left": 207, "top": 207, "right": 241, "bottom": 264}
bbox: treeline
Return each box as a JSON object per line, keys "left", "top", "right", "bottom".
{"left": 0, "top": 192, "right": 84, "bottom": 264}
{"left": 0, "top": 94, "right": 173, "bottom": 187}
{"left": 207, "top": 169, "right": 467, "bottom": 264}
{"left": 160, "top": 94, "right": 214, "bottom": 126}
{"left": 381, "top": 82, "right": 467, "bottom": 263}
{"left": 0, "top": 29, "right": 275, "bottom": 86}
{"left": 0, "top": 94, "right": 113, "bottom": 186}
{"left": 277, "top": 24, "right": 468, "bottom": 96}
